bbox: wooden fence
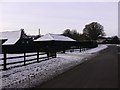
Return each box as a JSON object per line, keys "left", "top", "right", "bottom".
{"left": 0, "top": 47, "right": 88, "bottom": 70}
{"left": 0, "top": 41, "right": 98, "bottom": 70}
{"left": 0, "top": 52, "right": 56, "bottom": 70}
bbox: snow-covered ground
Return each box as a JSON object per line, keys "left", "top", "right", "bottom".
{"left": 0, "top": 45, "right": 108, "bottom": 89}
{"left": 116, "top": 44, "right": 120, "bottom": 47}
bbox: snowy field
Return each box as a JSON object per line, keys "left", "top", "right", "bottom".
{"left": 0, "top": 45, "right": 108, "bottom": 89}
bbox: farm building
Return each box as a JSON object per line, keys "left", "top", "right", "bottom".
{"left": 1, "top": 29, "right": 34, "bottom": 53}
{"left": 1, "top": 30, "right": 76, "bottom": 54}
{"left": 34, "top": 33, "right": 76, "bottom": 53}
{"left": 1, "top": 29, "right": 31, "bottom": 45}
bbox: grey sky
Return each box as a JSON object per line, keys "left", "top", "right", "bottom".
{"left": 0, "top": 1, "right": 118, "bottom": 36}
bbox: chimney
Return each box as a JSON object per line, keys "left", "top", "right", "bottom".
{"left": 38, "top": 28, "right": 40, "bottom": 36}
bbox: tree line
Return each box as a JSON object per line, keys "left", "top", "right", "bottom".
{"left": 63, "top": 22, "right": 119, "bottom": 44}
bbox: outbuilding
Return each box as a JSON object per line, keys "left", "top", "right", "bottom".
{"left": 1, "top": 29, "right": 33, "bottom": 53}
{"left": 34, "top": 33, "right": 76, "bottom": 56}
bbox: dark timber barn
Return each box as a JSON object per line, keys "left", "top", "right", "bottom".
{"left": 1, "top": 29, "right": 34, "bottom": 53}
{"left": 34, "top": 33, "right": 76, "bottom": 56}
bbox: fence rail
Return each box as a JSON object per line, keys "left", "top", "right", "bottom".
{"left": 0, "top": 52, "right": 55, "bottom": 70}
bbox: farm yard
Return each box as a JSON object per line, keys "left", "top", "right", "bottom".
{"left": 0, "top": 2, "right": 119, "bottom": 89}
{"left": 0, "top": 45, "right": 108, "bottom": 89}
{"left": 0, "top": 30, "right": 98, "bottom": 70}
{"left": 0, "top": 30, "right": 119, "bottom": 89}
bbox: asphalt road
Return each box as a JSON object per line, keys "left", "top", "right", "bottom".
{"left": 34, "top": 45, "right": 119, "bottom": 88}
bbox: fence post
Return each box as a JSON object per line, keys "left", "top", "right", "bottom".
{"left": 3, "top": 53, "right": 7, "bottom": 70}
{"left": 83, "top": 48, "right": 85, "bottom": 51}
{"left": 24, "top": 53, "right": 26, "bottom": 65}
{"left": 80, "top": 47, "right": 81, "bottom": 52}
{"left": 63, "top": 50, "right": 65, "bottom": 53}
{"left": 37, "top": 52, "right": 39, "bottom": 62}
{"left": 47, "top": 52, "right": 49, "bottom": 59}
{"left": 54, "top": 52, "right": 56, "bottom": 58}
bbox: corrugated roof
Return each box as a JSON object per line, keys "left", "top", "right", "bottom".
{"left": 34, "top": 33, "right": 75, "bottom": 42}
{"left": 0, "top": 30, "right": 21, "bottom": 45}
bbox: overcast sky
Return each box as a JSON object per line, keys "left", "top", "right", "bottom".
{"left": 0, "top": 0, "right": 118, "bottom": 36}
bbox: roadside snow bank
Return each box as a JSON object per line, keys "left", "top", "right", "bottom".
{"left": 82, "top": 45, "right": 108, "bottom": 54}
{"left": 116, "top": 44, "right": 120, "bottom": 47}
{"left": 0, "top": 45, "right": 108, "bottom": 89}
{"left": 65, "top": 45, "right": 107, "bottom": 54}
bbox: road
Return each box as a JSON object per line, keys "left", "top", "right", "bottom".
{"left": 34, "top": 45, "right": 119, "bottom": 88}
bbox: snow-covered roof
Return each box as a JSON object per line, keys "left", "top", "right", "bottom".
{"left": 34, "top": 33, "right": 76, "bottom": 42}
{"left": 0, "top": 30, "right": 22, "bottom": 45}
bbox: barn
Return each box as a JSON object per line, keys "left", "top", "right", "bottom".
{"left": 1, "top": 29, "right": 33, "bottom": 53}
{"left": 34, "top": 33, "right": 76, "bottom": 56}
{"left": 1, "top": 29, "right": 76, "bottom": 54}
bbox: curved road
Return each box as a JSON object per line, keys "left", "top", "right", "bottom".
{"left": 34, "top": 45, "right": 119, "bottom": 88}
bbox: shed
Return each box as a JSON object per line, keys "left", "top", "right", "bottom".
{"left": 34, "top": 33, "right": 76, "bottom": 53}
{"left": 1, "top": 30, "right": 33, "bottom": 53}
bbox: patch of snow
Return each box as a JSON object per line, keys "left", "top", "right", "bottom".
{"left": 34, "top": 33, "right": 75, "bottom": 41}
{"left": 64, "top": 45, "right": 107, "bottom": 54}
{"left": 0, "top": 30, "right": 21, "bottom": 45}
{"left": 116, "top": 44, "right": 120, "bottom": 47}
{"left": 81, "top": 45, "right": 108, "bottom": 54}
{"left": 0, "top": 45, "right": 108, "bottom": 89}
